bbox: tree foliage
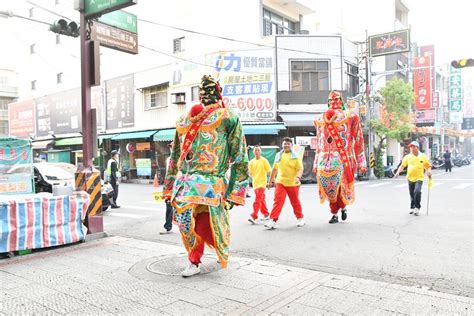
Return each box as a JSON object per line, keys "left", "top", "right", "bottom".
{"left": 370, "top": 77, "right": 415, "bottom": 150}
{"left": 370, "top": 78, "right": 415, "bottom": 178}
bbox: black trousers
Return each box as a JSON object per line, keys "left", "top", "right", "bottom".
{"left": 445, "top": 161, "right": 452, "bottom": 172}
{"left": 408, "top": 180, "right": 423, "bottom": 209}
{"left": 164, "top": 201, "right": 174, "bottom": 231}
{"left": 110, "top": 180, "right": 119, "bottom": 204}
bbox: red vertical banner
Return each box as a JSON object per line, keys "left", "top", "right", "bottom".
{"left": 414, "top": 56, "right": 432, "bottom": 110}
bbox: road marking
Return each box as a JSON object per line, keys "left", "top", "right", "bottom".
{"left": 366, "top": 182, "right": 391, "bottom": 188}
{"left": 105, "top": 213, "right": 149, "bottom": 219}
{"left": 430, "top": 182, "right": 443, "bottom": 188}
{"left": 393, "top": 183, "right": 407, "bottom": 188}
{"left": 452, "top": 183, "right": 474, "bottom": 190}
{"left": 121, "top": 205, "right": 163, "bottom": 211}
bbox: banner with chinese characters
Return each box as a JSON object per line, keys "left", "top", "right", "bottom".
{"left": 0, "top": 138, "right": 34, "bottom": 195}
{"left": 414, "top": 56, "right": 432, "bottom": 110}
{"left": 208, "top": 50, "right": 276, "bottom": 122}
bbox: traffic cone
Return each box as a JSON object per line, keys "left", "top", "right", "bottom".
{"left": 153, "top": 173, "right": 159, "bottom": 189}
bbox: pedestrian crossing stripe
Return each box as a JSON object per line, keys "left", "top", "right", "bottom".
{"left": 393, "top": 183, "right": 406, "bottom": 188}
{"left": 366, "top": 182, "right": 391, "bottom": 188}
{"left": 452, "top": 183, "right": 474, "bottom": 190}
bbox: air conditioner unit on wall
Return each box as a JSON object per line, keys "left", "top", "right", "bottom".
{"left": 172, "top": 93, "right": 186, "bottom": 105}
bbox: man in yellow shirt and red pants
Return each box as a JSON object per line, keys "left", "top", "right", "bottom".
{"left": 248, "top": 146, "right": 272, "bottom": 224}
{"left": 265, "top": 137, "right": 304, "bottom": 229}
{"left": 395, "top": 141, "right": 432, "bottom": 216}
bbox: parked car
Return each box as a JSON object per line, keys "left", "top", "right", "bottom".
{"left": 8, "top": 163, "right": 112, "bottom": 212}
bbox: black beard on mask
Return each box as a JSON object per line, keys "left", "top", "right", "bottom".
{"left": 200, "top": 75, "right": 222, "bottom": 106}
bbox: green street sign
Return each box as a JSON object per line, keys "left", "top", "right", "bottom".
{"left": 84, "top": 0, "right": 137, "bottom": 18}
{"left": 98, "top": 10, "right": 137, "bottom": 33}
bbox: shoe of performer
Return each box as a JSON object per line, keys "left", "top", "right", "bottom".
{"left": 159, "top": 228, "right": 171, "bottom": 235}
{"left": 329, "top": 215, "right": 339, "bottom": 224}
{"left": 261, "top": 215, "right": 270, "bottom": 223}
{"left": 248, "top": 217, "right": 257, "bottom": 225}
{"left": 181, "top": 263, "right": 200, "bottom": 277}
{"left": 264, "top": 219, "right": 277, "bottom": 230}
{"left": 111, "top": 205, "right": 121, "bottom": 209}
{"left": 414, "top": 208, "right": 420, "bottom": 216}
{"left": 409, "top": 209, "right": 414, "bottom": 215}
{"left": 296, "top": 218, "right": 305, "bottom": 227}
{"left": 341, "top": 209, "right": 347, "bottom": 221}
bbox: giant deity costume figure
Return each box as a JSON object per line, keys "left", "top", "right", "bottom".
{"left": 313, "top": 91, "right": 367, "bottom": 224}
{"left": 164, "top": 75, "right": 249, "bottom": 277}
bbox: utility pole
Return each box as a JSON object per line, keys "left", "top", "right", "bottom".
{"left": 365, "top": 31, "right": 376, "bottom": 180}
{"left": 80, "top": 13, "right": 93, "bottom": 168}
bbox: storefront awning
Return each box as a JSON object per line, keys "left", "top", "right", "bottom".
{"left": 154, "top": 129, "right": 176, "bottom": 142}
{"left": 111, "top": 130, "right": 158, "bottom": 141}
{"left": 279, "top": 113, "right": 318, "bottom": 127}
{"left": 32, "top": 139, "right": 53, "bottom": 150}
{"left": 243, "top": 124, "right": 286, "bottom": 135}
{"left": 98, "top": 133, "right": 117, "bottom": 141}
{"left": 55, "top": 137, "right": 83, "bottom": 146}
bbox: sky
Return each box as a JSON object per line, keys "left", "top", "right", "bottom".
{"left": 406, "top": 0, "right": 473, "bottom": 67}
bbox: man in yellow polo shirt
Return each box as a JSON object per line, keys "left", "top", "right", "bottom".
{"left": 248, "top": 146, "right": 272, "bottom": 224}
{"left": 395, "top": 141, "right": 432, "bottom": 216}
{"left": 265, "top": 137, "right": 304, "bottom": 229}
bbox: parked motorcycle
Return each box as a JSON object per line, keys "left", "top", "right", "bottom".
{"left": 384, "top": 165, "right": 395, "bottom": 178}
{"left": 453, "top": 156, "right": 464, "bottom": 167}
{"left": 432, "top": 157, "right": 445, "bottom": 169}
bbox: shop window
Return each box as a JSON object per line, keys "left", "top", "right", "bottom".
{"left": 263, "top": 8, "right": 296, "bottom": 36}
{"left": 291, "top": 60, "right": 329, "bottom": 91}
{"left": 144, "top": 83, "right": 169, "bottom": 109}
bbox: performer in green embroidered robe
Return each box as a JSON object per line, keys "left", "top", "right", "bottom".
{"left": 163, "top": 75, "right": 249, "bottom": 277}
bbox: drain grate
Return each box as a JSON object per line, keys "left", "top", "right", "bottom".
{"left": 146, "top": 254, "right": 222, "bottom": 276}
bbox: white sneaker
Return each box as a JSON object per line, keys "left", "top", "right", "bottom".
{"left": 261, "top": 216, "right": 270, "bottom": 222}
{"left": 248, "top": 217, "right": 257, "bottom": 225}
{"left": 181, "top": 263, "right": 200, "bottom": 277}
{"left": 414, "top": 208, "right": 420, "bottom": 216}
{"left": 296, "top": 218, "right": 306, "bottom": 227}
{"left": 159, "top": 228, "right": 171, "bottom": 235}
{"left": 409, "top": 209, "right": 414, "bottom": 215}
{"left": 264, "top": 219, "right": 277, "bottom": 230}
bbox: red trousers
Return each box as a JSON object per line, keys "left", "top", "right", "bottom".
{"left": 189, "top": 212, "right": 214, "bottom": 265}
{"left": 330, "top": 195, "right": 346, "bottom": 214}
{"left": 251, "top": 187, "right": 269, "bottom": 219}
{"left": 269, "top": 183, "right": 303, "bottom": 221}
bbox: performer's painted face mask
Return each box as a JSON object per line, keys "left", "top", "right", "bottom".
{"left": 199, "top": 75, "right": 223, "bottom": 106}
{"left": 327, "top": 91, "right": 345, "bottom": 110}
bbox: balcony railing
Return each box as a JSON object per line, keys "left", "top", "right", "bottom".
{"left": 0, "top": 85, "right": 18, "bottom": 98}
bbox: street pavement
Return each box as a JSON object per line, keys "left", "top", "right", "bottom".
{"left": 104, "top": 165, "right": 474, "bottom": 298}
{"left": 1, "top": 235, "right": 473, "bottom": 315}
{"left": 1, "top": 165, "right": 472, "bottom": 314}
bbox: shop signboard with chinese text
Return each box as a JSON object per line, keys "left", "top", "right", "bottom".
{"left": 0, "top": 138, "right": 34, "bottom": 195}
{"left": 8, "top": 100, "right": 35, "bottom": 139}
{"left": 136, "top": 142, "right": 150, "bottom": 151}
{"left": 420, "top": 45, "right": 435, "bottom": 95}
{"left": 414, "top": 109, "right": 436, "bottom": 124}
{"left": 208, "top": 50, "right": 276, "bottom": 122}
{"left": 135, "top": 158, "right": 151, "bottom": 176}
{"left": 106, "top": 75, "right": 134, "bottom": 129}
{"left": 369, "top": 29, "right": 410, "bottom": 57}
{"left": 449, "top": 66, "right": 463, "bottom": 113}
{"left": 35, "top": 89, "right": 81, "bottom": 137}
{"left": 414, "top": 56, "right": 432, "bottom": 110}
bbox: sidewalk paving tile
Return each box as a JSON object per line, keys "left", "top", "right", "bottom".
{"left": 1, "top": 235, "right": 473, "bottom": 315}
